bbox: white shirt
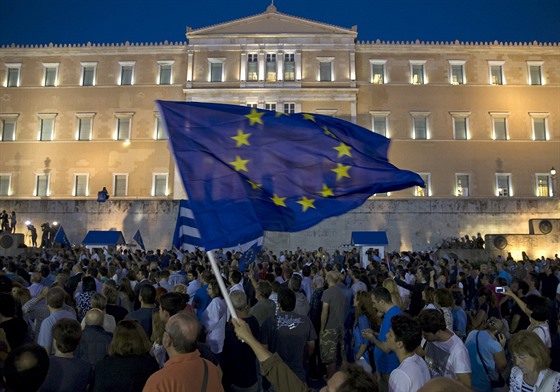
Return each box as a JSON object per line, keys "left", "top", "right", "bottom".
{"left": 389, "top": 354, "right": 431, "bottom": 392}
{"left": 200, "top": 297, "right": 228, "bottom": 354}
{"left": 532, "top": 321, "right": 552, "bottom": 348}
{"left": 424, "top": 333, "right": 472, "bottom": 380}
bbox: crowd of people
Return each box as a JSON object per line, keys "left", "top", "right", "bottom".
{"left": 0, "top": 243, "right": 559, "bottom": 392}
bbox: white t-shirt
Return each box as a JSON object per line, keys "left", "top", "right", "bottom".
{"left": 424, "top": 333, "right": 472, "bottom": 379}
{"left": 389, "top": 354, "right": 431, "bottom": 392}
{"left": 532, "top": 322, "right": 552, "bottom": 348}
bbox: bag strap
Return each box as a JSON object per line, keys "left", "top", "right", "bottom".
{"left": 201, "top": 359, "right": 208, "bottom": 392}
{"left": 475, "top": 331, "right": 494, "bottom": 380}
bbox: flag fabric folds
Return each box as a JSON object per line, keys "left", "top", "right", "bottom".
{"left": 53, "top": 226, "right": 71, "bottom": 249}
{"left": 133, "top": 229, "right": 146, "bottom": 251}
{"left": 157, "top": 100, "right": 424, "bottom": 251}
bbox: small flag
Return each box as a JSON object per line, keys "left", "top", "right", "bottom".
{"left": 172, "top": 199, "right": 204, "bottom": 252}
{"left": 133, "top": 229, "right": 146, "bottom": 251}
{"left": 54, "top": 226, "right": 71, "bottom": 249}
{"left": 237, "top": 238, "right": 263, "bottom": 272}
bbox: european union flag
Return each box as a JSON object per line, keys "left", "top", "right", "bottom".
{"left": 133, "top": 229, "right": 146, "bottom": 251}
{"left": 157, "top": 101, "right": 424, "bottom": 251}
{"left": 53, "top": 226, "right": 71, "bottom": 249}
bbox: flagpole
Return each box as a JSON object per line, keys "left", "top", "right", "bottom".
{"left": 206, "top": 250, "right": 239, "bottom": 321}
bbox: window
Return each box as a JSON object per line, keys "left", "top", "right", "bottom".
{"left": 247, "top": 54, "right": 258, "bottom": 81}
{"left": 450, "top": 112, "right": 470, "bottom": 140}
{"left": 158, "top": 61, "right": 173, "bottom": 85}
{"left": 76, "top": 113, "right": 94, "bottom": 141}
{"left": 410, "top": 61, "right": 426, "bottom": 84}
{"left": 81, "top": 62, "right": 96, "bottom": 86}
{"left": 119, "top": 62, "right": 135, "bottom": 85}
{"left": 284, "top": 103, "right": 295, "bottom": 114}
{"left": 415, "top": 173, "right": 431, "bottom": 196}
{"left": 246, "top": 102, "right": 258, "bottom": 109}
{"left": 43, "top": 63, "right": 59, "bottom": 87}
{"left": 370, "top": 60, "right": 386, "bottom": 84}
{"left": 530, "top": 113, "right": 548, "bottom": 141}
{"left": 266, "top": 53, "right": 277, "bottom": 82}
{"left": 113, "top": 174, "right": 128, "bottom": 197}
{"left": 74, "top": 174, "right": 88, "bottom": 196}
{"left": 527, "top": 61, "right": 543, "bottom": 85}
{"left": 265, "top": 103, "right": 277, "bottom": 111}
{"left": 411, "top": 112, "right": 429, "bottom": 139}
{"left": 1, "top": 115, "right": 17, "bottom": 141}
{"left": 490, "top": 113, "right": 509, "bottom": 140}
{"left": 115, "top": 114, "right": 132, "bottom": 140}
{"left": 208, "top": 59, "right": 225, "bottom": 82}
{"left": 370, "top": 111, "right": 390, "bottom": 137}
{"left": 536, "top": 174, "right": 552, "bottom": 197}
{"left": 455, "top": 174, "right": 471, "bottom": 197}
{"left": 489, "top": 61, "right": 505, "bottom": 85}
{"left": 5, "top": 64, "right": 21, "bottom": 87}
{"left": 35, "top": 174, "right": 49, "bottom": 197}
{"left": 284, "top": 53, "right": 295, "bottom": 81}
{"left": 496, "top": 174, "right": 512, "bottom": 197}
{"left": 38, "top": 114, "right": 56, "bottom": 141}
{"left": 153, "top": 173, "right": 168, "bottom": 196}
{"left": 0, "top": 175, "right": 11, "bottom": 196}
{"left": 154, "top": 116, "right": 167, "bottom": 140}
{"left": 318, "top": 58, "right": 334, "bottom": 82}
{"left": 449, "top": 61, "right": 465, "bottom": 85}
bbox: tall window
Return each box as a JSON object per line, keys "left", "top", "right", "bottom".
{"left": 35, "top": 174, "right": 49, "bottom": 197}
{"left": 0, "top": 175, "right": 11, "bottom": 196}
{"left": 530, "top": 113, "right": 548, "bottom": 141}
{"left": 536, "top": 174, "right": 552, "bottom": 197}
{"left": 527, "top": 61, "right": 543, "bottom": 85}
{"left": 153, "top": 173, "right": 168, "bottom": 196}
{"left": 158, "top": 61, "right": 173, "bottom": 85}
{"left": 496, "top": 174, "right": 512, "bottom": 197}
{"left": 155, "top": 116, "right": 167, "bottom": 140}
{"left": 455, "top": 174, "right": 471, "bottom": 197}
{"left": 411, "top": 112, "right": 429, "bottom": 139}
{"left": 284, "top": 53, "right": 295, "bottom": 81}
{"left": 415, "top": 173, "right": 431, "bottom": 196}
{"left": 38, "top": 114, "right": 56, "bottom": 141}
{"left": 410, "top": 61, "right": 426, "bottom": 84}
{"left": 491, "top": 114, "right": 508, "bottom": 140}
{"left": 43, "top": 63, "right": 59, "bottom": 87}
{"left": 76, "top": 113, "right": 94, "bottom": 141}
{"left": 449, "top": 61, "right": 465, "bottom": 85}
{"left": 81, "top": 62, "right": 96, "bottom": 86}
{"left": 451, "top": 112, "right": 470, "bottom": 140}
{"left": 370, "top": 111, "right": 389, "bottom": 137}
{"left": 74, "top": 174, "right": 88, "bottom": 196}
{"left": 283, "top": 103, "right": 295, "bottom": 114}
{"left": 318, "top": 58, "right": 334, "bottom": 82}
{"left": 247, "top": 54, "right": 258, "bottom": 81}
{"left": 1, "top": 116, "right": 17, "bottom": 141}
{"left": 113, "top": 174, "right": 128, "bottom": 197}
{"left": 5, "top": 64, "right": 21, "bottom": 87}
{"left": 489, "top": 61, "right": 505, "bottom": 85}
{"left": 209, "top": 59, "right": 225, "bottom": 82}
{"left": 119, "top": 62, "right": 135, "bottom": 85}
{"left": 265, "top": 103, "right": 277, "bottom": 111}
{"left": 115, "top": 113, "right": 133, "bottom": 140}
{"left": 266, "top": 53, "right": 277, "bottom": 82}
{"left": 370, "top": 60, "right": 386, "bottom": 84}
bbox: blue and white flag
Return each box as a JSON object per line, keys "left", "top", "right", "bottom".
{"left": 133, "top": 229, "right": 146, "bottom": 251}
{"left": 53, "top": 226, "right": 71, "bottom": 249}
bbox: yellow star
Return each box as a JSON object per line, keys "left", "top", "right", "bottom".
{"left": 332, "top": 163, "right": 351, "bottom": 181}
{"left": 271, "top": 194, "right": 287, "bottom": 207}
{"left": 229, "top": 156, "right": 249, "bottom": 172}
{"left": 322, "top": 126, "right": 336, "bottom": 138}
{"left": 319, "top": 184, "right": 334, "bottom": 197}
{"left": 333, "top": 142, "right": 352, "bottom": 158}
{"left": 231, "top": 129, "right": 251, "bottom": 147}
{"left": 303, "top": 113, "right": 316, "bottom": 122}
{"left": 245, "top": 109, "right": 265, "bottom": 126}
{"left": 247, "top": 180, "right": 262, "bottom": 190}
{"left": 297, "top": 196, "right": 316, "bottom": 212}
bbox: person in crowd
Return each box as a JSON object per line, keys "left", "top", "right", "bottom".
{"left": 249, "top": 280, "right": 276, "bottom": 327}
{"left": 352, "top": 290, "right": 375, "bottom": 373}
{"left": 289, "top": 274, "right": 310, "bottom": 317}
{"left": 392, "top": 268, "right": 430, "bottom": 316}
{"left": 386, "top": 314, "right": 431, "bottom": 392}
{"left": 41, "top": 318, "right": 93, "bottom": 392}
{"left": 470, "top": 287, "right": 499, "bottom": 330}
{"left": 451, "top": 291, "right": 468, "bottom": 340}
{"left": 3, "top": 343, "right": 50, "bottom": 392}
{"left": 103, "top": 285, "right": 129, "bottom": 323}
{"left": 80, "top": 293, "right": 116, "bottom": 332}
{"left": 134, "top": 269, "right": 152, "bottom": 310}
{"left": 260, "top": 287, "right": 316, "bottom": 383}
{"left": 0, "top": 292, "right": 29, "bottom": 351}
{"left": 116, "top": 277, "right": 136, "bottom": 313}
{"left": 125, "top": 284, "right": 157, "bottom": 338}
{"left": 75, "top": 308, "right": 113, "bottom": 365}
{"left": 383, "top": 278, "right": 404, "bottom": 311}
{"left": 186, "top": 269, "right": 201, "bottom": 299}
{"left": 508, "top": 330, "right": 560, "bottom": 392}
{"left": 320, "top": 271, "right": 346, "bottom": 378}
{"left": 362, "top": 286, "right": 401, "bottom": 392}
{"left": 37, "top": 287, "right": 77, "bottom": 354}
{"left": 435, "top": 288, "right": 454, "bottom": 332}
{"left": 76, "top": 276, "right": 97, "bottom": 321}
{"left": 417, "top": 308, "right": 472, "bottom": 388}
{"left": 143, "top": 312, "right": 224, "bottom": 391}
{"left": 508, "top": 280, "right": 531, "bottom": 334}
{"left": 200, "top": 278, "right": 228, "bottom": 358}
{"left": 193, "top": 271, "right": 212, "bottom": 320}
{"left": 465, "top": 317, "right": 508, "bottom": 392}
{"left": 91, "top": 320, "right": 159, "bottom": 392}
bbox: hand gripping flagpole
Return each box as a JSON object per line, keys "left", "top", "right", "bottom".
{"left": 206, "top": 250, "right": 239, "bottom": 322}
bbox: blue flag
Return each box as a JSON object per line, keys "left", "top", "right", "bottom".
{"left": 157, "top": 101, "right": 424, "bottom": 250}
{"left": 133, "top": 229, "right": 146, "bottom": 251}
{"left": 54, "top": 226, "right": 71, "bottom": 249}
{"left": 173, "top": 199, "right": 204, "bottom": 252}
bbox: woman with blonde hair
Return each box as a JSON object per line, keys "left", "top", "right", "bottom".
{"left": 508, "top": 330, "right": 560, "bottom": 392}
{"left": 91, "top": 320, "right": 159, "bottom": 392}
{"left": 352, "top": 290, "right": 376, "bottom": 372}
{"left": 383, "top": 278, "right": 404, "bottom": 310}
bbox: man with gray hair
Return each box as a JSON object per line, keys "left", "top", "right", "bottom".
{"left": 143, "top": 312, "right": 224, "bottom": 391}
{"left": 75, "top": 308, "right": 112, "bottom": 365}
{"left": 37, "top": 287, "right": 77, "bottom": 354}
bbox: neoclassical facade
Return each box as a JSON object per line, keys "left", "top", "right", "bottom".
{"left": 1, "top": 5, "right": 559, "bottom": 205}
